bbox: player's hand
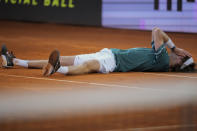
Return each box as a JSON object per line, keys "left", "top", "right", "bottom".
{"left": 174, "top": 47, "right": 192, "bottom": 58}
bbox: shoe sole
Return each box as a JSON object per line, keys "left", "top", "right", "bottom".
{"left": 49, "top": 50, "right": 60, "bottom": 67}
{"left": 1, "top": 45, "right": 8, "bottom": 68}
{"left": 1, "top": 55, "right": 7, "bottom": 67}
{"left": 43, "top": 63, "right": 53, "bottom": 76}
{"left": 43, "top": 50, "right": 60, "bottom": 76}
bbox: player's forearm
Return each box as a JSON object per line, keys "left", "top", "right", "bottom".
{"left": 160, "top": 30, "right": 170, "bottom": 43}
{"left": 161, "top": 31, "right": 176, "bottom": 51}
{"left": 158, "top": 29, "right": 176, "bottom": 51}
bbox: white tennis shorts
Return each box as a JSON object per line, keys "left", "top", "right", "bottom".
{"left": 74, "top": 48, "right": 116, "bottom": 73}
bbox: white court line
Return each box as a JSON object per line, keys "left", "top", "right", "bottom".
{"left": 144, "top": 73, "right": 197, "bottom": 79}
{"left": 0, "top": 74, "right": 141, "bottom": 89}
{"left": 0, "top": 73, "right": 196, "bottom": 93}
{"left": 0, "top": 74, "right": 179, "bottom": 92}
{"left": 106, "top": 124, "right": 196, "bottom": 131}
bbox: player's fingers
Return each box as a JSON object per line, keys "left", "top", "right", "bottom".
{"left": 184, "top": 50, "right": 192, "bottom": 57}
{"left": 179, "top": 55, "right": 184, "bottom": 59}
{"left": 178, "top": 51, "right": 186, "bottom": 57}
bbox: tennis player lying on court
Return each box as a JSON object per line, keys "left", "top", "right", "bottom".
{"left": 1, "top": 28, "right": 196, "bottom": 76}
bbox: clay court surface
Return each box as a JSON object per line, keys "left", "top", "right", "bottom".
{"left": 0, "top": 21, "right": 197, "bottom": 131}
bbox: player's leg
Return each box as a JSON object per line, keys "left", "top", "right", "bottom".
{"left": 12, "top": 57, "right": 75, "bottom": 69}
{"left": 54, "top": 60, "right": 100, "bottom": 76}
{"left": 0, "top": 44, "right": 45, "bottom": 68}
{"left": 1, "top": 44, "right": 76, "bottom": 68}
{"left": 66, "top": 60, "right": 100, "bottom": 75}
{"left": 152, "top": 27, "right": 170, "bottom": 50}
{"left": 21, "top": 60, "right": 47, "bottom": 69}
{"left": 43, "top": 50, "right": 100, "bottom": 76}
{"left": 16, "top": 56, "right": 75, "bottom": 69}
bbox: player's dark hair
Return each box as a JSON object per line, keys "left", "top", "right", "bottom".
{"left": 170, "top": 56, "right": 196, "bottom": 72}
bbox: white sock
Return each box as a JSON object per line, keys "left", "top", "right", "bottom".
{"left": 57, "top": 66, "right": 69, "bottom": 74}
{"left": 166, "top": 39, "right": 175, "bottom": 49}
{"left": 13, "top": 58, "right": 28, "bottom": 68}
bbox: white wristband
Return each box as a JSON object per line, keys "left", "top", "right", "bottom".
{"left": 166, "top": 39, "right": 175, "bottom": 49}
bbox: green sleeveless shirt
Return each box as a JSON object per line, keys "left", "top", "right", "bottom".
{"left": 111, "top": 42, "right": 169, "bottom": 72}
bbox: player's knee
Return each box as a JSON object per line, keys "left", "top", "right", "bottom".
{"left": 156, "top": 28, "right": 161, "bottom": 34}
{"left": 152, "top": 27, "right": 158, "bottom": 32}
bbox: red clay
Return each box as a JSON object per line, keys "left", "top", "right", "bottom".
{"left": 0, "top": 20, "right": 197, "bottom": 130}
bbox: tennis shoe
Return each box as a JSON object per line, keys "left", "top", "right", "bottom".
{"left": 43, "top": 50, "right": 60, "bottom": 76}
{"left": 1, "top": 44, "right": 16, "bottom": 68}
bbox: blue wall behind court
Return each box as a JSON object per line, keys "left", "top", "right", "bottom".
{"left": 102, "top": 0, "right": 197, "bottom": 33}
{"left": 1, "top": 0, "right": 197, "bottom": 33}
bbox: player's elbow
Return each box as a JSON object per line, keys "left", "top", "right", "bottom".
{"left": 152, "top": 27, "right": 161, "bottom": 33}
{"left": 152, "top": 27, "right": 162, "bottom": 36}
